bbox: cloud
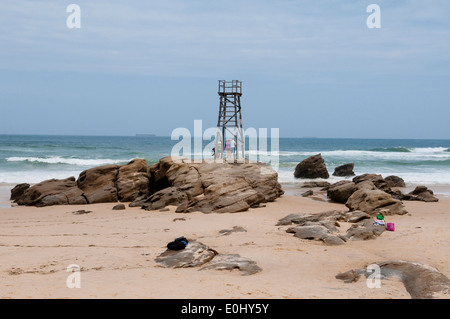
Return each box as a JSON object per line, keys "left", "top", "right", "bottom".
{"left": 0, "top": 0, "right": 448, "bottom": 81}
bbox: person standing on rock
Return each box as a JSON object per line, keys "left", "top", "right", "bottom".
{"left": 225, "top": 139, "right": 231, "bottom": 161}
{"left": 229, "top": 138, "right": 236, "bottom": 161}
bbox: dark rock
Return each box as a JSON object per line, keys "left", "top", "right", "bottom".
{"left": 148, "top": 156, "right": 174, "bottom": 194}
{"left": 77, "top": 165, "right": 119, "bottom": 204}
{"left": 16, "top": 177, "right": 87, "bottom": 206}
{"left": 384, "top": 175, "right": 406, "bottom": 188}
{"left": 294, "top": 154, "right": 329, "bottom": 179}
{"left": 112, "top": 204, "right": 126, "bottom": 210}
{"left": 327, "top": 180, "right": 357, "bottom": 204}
{"left": 332, "top": 163, "right": 355, "bottom": 177}
{"left": 116, "top": 159, "right": 150, "bottom": 202}
{"left": 10, "top": 183, "right": 30, "bottom": 202}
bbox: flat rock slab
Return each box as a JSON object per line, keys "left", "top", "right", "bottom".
{"left": 336, "top": 261, "right": 450, "bottom": 299}
{"left": 276, "top": 210, "right": 369, "bottom": 226}
{"left": 279, "top": 211, "right": 381, "bottom": 246}
{"left": 154, "top": 240, "right": 261, "bottom": 276}
{"left": 154, "top": 241, "right": 217, "bottom": 268}
{"left": 343, "top": 219, "right": 386, "bottom": 241}
{"left": 200, "top": 254, "right": 262, "bottom": 276}
{"left": 286, "top": 225, "right": 346, "bottom": 246}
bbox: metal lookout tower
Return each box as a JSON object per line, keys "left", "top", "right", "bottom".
{"left": 215, "top": 80, "right": 245, "bottom": 162}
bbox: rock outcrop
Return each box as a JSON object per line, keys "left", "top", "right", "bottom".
{"left": 332, "top": 163, "right": 355, "bottom": 177}
{"left": 12, "top": 157, "right": 283, "bottom": 214}
{"left": 294, "top": 154, "right": 329, "bottom": 179}
{"left": 140, "top": 157, "right": 283, "bottom": 214}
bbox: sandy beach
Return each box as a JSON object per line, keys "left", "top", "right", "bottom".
{"left": 0, "top": 184, "right": 449, "bottom": 299}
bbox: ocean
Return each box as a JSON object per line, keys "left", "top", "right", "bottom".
{"left": 1, "top": 135, "right": 450, "bottom": 188}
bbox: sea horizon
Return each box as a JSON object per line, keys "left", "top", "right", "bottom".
{"left": 2, "top": 133, "right": 450, "bottom": 141}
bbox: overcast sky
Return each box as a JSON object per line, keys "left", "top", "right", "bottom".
{"left": 0, "top": 0, "right": 449, "bottom": 139}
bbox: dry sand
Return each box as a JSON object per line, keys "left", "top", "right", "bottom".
{"left": 0, "top": 187, "right": 449, "bottom": 299}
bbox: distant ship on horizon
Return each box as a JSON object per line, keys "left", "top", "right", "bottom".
{"left": 135, "top": 134, "right": 156, "bottom": 137}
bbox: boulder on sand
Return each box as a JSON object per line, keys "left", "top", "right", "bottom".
{"left": 294, "top": 154, "right": 329, "bottom": 179}
{"left": 403, "top": 186, "right": 439, "bottom": 202}
{"left": 16, "top": 177, "right": 87, "bottom": 206}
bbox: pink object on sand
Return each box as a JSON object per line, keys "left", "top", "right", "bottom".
{"left": 386, "top": 223, "right": 395, "bottom": 231}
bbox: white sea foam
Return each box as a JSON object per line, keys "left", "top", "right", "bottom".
{"left": 0, "top": 171, "right": 83, "bottom": 184}
{"left": 268, "top": 148, "right": 450, "bottom": 161}
{"left": 5, "top": 157, "right": 130, "bottom": 166}
{"left": 276, "top": 168, "right": 450, "bottom": 186}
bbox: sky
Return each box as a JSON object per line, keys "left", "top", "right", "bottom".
{"left": 0, "top": 0, "right": 449, "bottom": 139}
